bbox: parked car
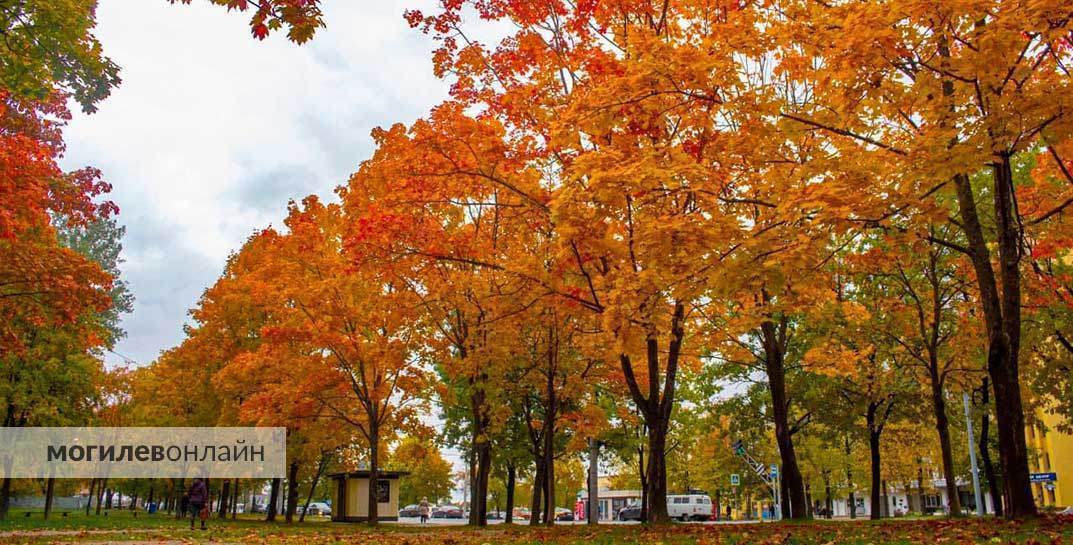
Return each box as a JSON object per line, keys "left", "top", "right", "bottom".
{"left": 302, "top": 502, "right": 332, "bottom": 516}
{"left": 433, "top": 505, "right": 464, "bottom": 519}
{"left": 554, "top": 507, "right": 574, "bottom": 522}
{"left": 486, "top": 510, "right": 504, "bottom": 520}
{"left": 399, "top": 504, "right": 421, "bottom": 518}
{"left": 617, "top": 505, "right": 643, "bottom": 521}
{"left": 250, "top": 503, "right": 267, "bottom": 514}
{"left": 667, "top": 493, "right": 712, "bottom": 522}
{"left": 512, "top": 507, "right": 531, "bottom": 521}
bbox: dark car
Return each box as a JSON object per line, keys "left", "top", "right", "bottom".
{"left": 399, "top": 504, "right": 421, "bottom": 518}
{"left": 617, "top": 505, "right": 643, "bottom": 521}
{"left": 486, "top": 510, "right": 504, "bottom": 520}
{"left": 555, "top": 509, "right": 574, "bottom": 522}
{"left": 433, "top": 505, "right": 463, "bottom": 519}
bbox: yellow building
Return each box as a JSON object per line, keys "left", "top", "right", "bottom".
{"left": 1027, "top": 411, "right": 1072, "bottom": 509}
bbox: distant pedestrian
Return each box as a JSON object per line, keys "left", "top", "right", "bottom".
{"left": 186, "top": 478, "right": 209, "bottom": 530}
{"left": 179, "top": 492, "right": 190, "bottom": 518}
{"left": 418, "top": 497, "right": 431, "bottom": 524}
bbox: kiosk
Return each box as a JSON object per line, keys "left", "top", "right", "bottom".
{"left": 329, "top": 470, "right": 409, "bottom": 522}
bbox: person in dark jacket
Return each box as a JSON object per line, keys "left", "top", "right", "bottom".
{"left": 186, "top": 478, "right": 209, "bottom": 530}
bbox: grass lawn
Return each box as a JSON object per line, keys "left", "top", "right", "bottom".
{"left": 0, "top": 510, "right": 1070, "bottom": 544}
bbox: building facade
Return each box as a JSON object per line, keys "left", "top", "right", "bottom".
{"left": 1028, "top": 411, "right": 1071, "bottom": 509}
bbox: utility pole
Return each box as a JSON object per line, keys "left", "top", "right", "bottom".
{"left": 587, "top": 439, "right": 599, "bottom": 524}
{"left": 963, "top": 393, "right": 984, "bottom": 515}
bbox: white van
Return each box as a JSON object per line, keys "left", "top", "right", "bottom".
{"left": 667, "top": 493, "right": 712, "bottom": 521}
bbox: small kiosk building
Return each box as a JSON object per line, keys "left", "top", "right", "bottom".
{"left": 329, "top": 470, "right": 409, "bottom": 522}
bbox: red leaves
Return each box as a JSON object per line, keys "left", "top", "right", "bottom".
{"left": 172, "top": 0, "right": 324, "bottom": 44}
{"left": 252, "top": 23, "right": 269, "bottom": 40}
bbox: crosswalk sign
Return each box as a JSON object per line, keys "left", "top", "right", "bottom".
{"left": 731, "top": 474, "right": 740, "bottom": 486}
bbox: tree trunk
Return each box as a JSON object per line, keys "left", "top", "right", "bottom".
{"left": 0, "top": 477, "right": 12, "bottom": 520}
{"left": 95, "top": 479, "right": 107, "bottom": 515}
{"left": 469, "top": 383, "right": 491, "bottom": 526}
{"left": 367, "top": 426, "right": 380, "bottom": 525}
{"left": 472, "top": 437, "right": 491, "bottom": 526}
{"left": 505, "top": 464, "right": 515, "bottom": 524}
{"left": 543, "top": 454, "right": 555, "bottom": 526}
{"left": 823, "top": 471, "right": 832, "bottom": 519}
{"left": 231, "top": 479, "right": 239, "bottom": 519}
{"left": 173, "top": 478, "right": 183, "bottom": 518}
{"left": 542, "top": 421, "right": 556, "bottom": 526}
{"left": 266, "top": 477, "right": 281, "bottom": 521}
{"left": 218, "top": 480, "right": 230, "bottom": 518}
{"left": 846, "top": 435, "right": 856, "bottom": 519}
{"left": 979, "top": 378, "right": 1003, "bottom": 516}
{"left": 761, "top": 318, "right": 808, "bottom": 520}
{"left": 86, "top": 479, "right": 96, "bottom": 516}
{"left": 882, "top": 480, "right": 890, "bottom": 518}
{"left": 645, "top": 414, "right": 669, "bottom": 523}
{"left": 530, "top": 457, "right": 544, "bottom": 525}
{"left": 300, "top": 455, "right": 328, "bottom": 523}
{"left": 43, "top": 478, "right": 56, "bottom": 519}
{"left": 867, "top": 405, "right": 883, "bottom": 520}
{"left": 285, "top": 461, "right": 300, "bottom": 523}
{"left": 929, "top": 376, "right": 961, "bottom": 516}
{"left": 917, "top": 463, "right": 926, "bottom": 515}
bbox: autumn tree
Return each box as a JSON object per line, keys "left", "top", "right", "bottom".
{"left": 771, "top": 0, "right": 1073, "bottom": 516}
{"left": 391, "top": 436, "right": 454, "bottom": 506}
{"left": 242, "top": 197, "right": 430, "bottom": 525}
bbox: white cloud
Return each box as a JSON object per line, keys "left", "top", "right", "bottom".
{"left": 60, "top": 0, "right": 450, "bottom": 366}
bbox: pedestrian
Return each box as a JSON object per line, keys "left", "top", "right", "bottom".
{"left": 418, "top": 496, "right": 431, "bottom": 524}
{"left": 186, "top": 478, "right": 209, "bottom": 530}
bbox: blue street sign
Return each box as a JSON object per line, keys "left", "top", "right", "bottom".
{"left": 770, "top": 465, "right": 778, "bottom": 478}
{"left": 1030, "top": 472, "right": 1057, "bottom": 483}
{"left": 731, "top": 474, "right": 740, "bottom": 486}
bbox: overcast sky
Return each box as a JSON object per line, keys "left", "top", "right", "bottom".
{"left": 61, "top": 1, "right": 454, "bottom": 368}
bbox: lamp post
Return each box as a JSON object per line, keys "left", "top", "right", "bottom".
{"left": 963, "top": 393, "right": 984, "bottom": 515}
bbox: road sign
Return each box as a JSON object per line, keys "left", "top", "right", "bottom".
{"left": 730, "top": 474, "right": 740, "bottom": 486}
{"left": 1030, "top": 472, "right": 1057, "bottom": 483}
{"left": 770, "top": 465, "right": 779, "bottom": 478}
